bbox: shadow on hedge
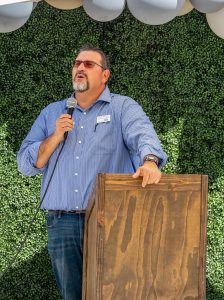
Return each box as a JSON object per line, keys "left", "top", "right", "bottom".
{"left": 0, "top": 248, "right": 61, "bottom": 300}
{"left": 0, "top": 247, "right": 223, "bottom": 300}
{"left": 207, "top": 280, "right": 224, "bottom": 300}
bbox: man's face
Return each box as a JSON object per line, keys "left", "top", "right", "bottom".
{"left": 72, "top": 50, "right": 110, "bottom": 93}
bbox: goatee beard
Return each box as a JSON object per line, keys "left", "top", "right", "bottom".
{"left": 73, "top": 81, "right": 89, "bottom": 92}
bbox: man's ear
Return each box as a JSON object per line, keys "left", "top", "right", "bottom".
{"left": 103, "top": 69, "right": 110, "bottom": 83}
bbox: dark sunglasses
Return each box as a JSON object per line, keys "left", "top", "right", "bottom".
{"left": 72, "top": 60, "right": 105, "bottom": 70}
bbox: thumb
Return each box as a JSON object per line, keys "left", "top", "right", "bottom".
{"left": 132, "top": 168, "right": 141, "bottom": 178}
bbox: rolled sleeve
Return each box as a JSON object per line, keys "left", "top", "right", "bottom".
{"left": 122, "top": 97, "right": 167, "bottom": 168}
{"left": 17, "top": 141, "right": 46, "bottom": 176}
{"left": 17, "top": 107, "right": 48, "bottom": 176}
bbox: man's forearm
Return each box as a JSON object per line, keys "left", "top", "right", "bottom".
{"left": 35, "top": 133, "right": 62, "bottom": 169}
{"left": 35, "top": 114, "right": 74, "bottom": 169}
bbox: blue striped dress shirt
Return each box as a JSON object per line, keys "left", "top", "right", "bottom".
{"left": 17, "top": 86, "right": 167, "bottom": 210}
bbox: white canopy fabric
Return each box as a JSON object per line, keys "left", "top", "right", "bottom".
{"left": 1, "top": 0, "right": 224, "bottom": 39}
{"left": 0, "top": 2, "right": 34, "bottom": 32}
{"left": 127, "top": 0, "right": 185, "bottom": 25}
{"left": 138, "top": 0, "right": 178, "bottom": 10}
{"left": 190, "top": 0, "right": 224, "bottom": 13}
{"left": 0, "top": 0, "right": 36, "bottom": 5}
{"left": 83, "top": 0, "right": 125, "bottom": 22}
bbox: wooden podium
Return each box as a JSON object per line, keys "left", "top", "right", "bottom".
{"left": 83, "top": 174, "right": 208, "bottom": 300}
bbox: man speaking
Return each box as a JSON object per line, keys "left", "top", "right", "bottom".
{"left": 17, "top": 44, "right": 167, "bottom": 300}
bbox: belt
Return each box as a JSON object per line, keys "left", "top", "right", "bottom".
{"left": 48, "top": 210, "right": 86, "bottom": 214}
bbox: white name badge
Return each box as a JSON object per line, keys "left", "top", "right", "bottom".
{"left": 96, "top": 115, "right": 111, "bottom": 124}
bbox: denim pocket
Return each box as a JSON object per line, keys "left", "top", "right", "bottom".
{"left": 47, "top": 213, "right": 58, "bottom": 228}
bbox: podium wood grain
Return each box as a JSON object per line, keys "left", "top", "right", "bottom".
{"left": 83, "top": 174, "right": 208, "bottom": 300}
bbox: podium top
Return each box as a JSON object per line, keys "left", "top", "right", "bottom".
{"left": 96, "top": 173, "right": 208, "bottom": 192}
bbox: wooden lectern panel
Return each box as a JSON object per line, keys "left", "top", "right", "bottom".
{"left": 83, "top": 174, "right": 208, "bottom": 300}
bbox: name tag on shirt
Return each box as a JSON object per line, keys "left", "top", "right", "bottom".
{"left": 97, "top": 115, "right": 111, "bottom": 124}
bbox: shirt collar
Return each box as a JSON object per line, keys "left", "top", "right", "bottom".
{"left": 95, "top": 85, "right": 111, "bottom": 103}
{"left": 64, "top": 86, "right": 111, "bottom": 111}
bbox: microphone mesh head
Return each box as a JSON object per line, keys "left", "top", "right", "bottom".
{"left": 67, "top": 97, "right": 77, "bottom": 108}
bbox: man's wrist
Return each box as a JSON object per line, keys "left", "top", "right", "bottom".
{"left": 143, "top": 154, "right": 159, "bottom": 166}
{"left": 52, "top": 131, "right": 65, "bottom": 143}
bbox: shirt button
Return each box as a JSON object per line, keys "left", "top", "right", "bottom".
{"left": 76, "top": 206, "right": 79, "bottom": 209}
{"left": 83, "top": 112, "right": 86, "bottom": 115}
{"left": 81, "top": 126, "right": 84, "bottom": 129}
{"left": 75, "top": 189, "right": 78, "bottom": 193}
{"left": 76, "top": 156, "right": 79, "bottom": 159}
{"left": 75, "top": 173, "right": 78, "bottom": 176}
{"left": 78, "top": 140, "right": 82, "bottom": 144}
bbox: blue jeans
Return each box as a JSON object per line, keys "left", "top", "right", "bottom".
{"left": 47, "top": 212, "right": 85, "bottom": 300}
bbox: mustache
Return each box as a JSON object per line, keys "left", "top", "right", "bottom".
{"left": 75, "top": 72, "right": 88, "bottom": 79}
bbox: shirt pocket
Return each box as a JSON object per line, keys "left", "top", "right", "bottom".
{"left": 88, "top": 121, "right": 116, "bottom": 154}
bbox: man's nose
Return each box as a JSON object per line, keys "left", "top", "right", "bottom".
{"left": 77, "top": 62, "right": 85, "bottom": 71}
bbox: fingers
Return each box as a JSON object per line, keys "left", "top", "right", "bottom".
{"left": 142, "top": 170, "right": 150, "bottom": 187}
{"left": 154, "top": 173, "right": 162, "bottom": 184}
{"left": 57, "top": 115, "right": 74, "bottom": 131}
{"left": 59, "top": 114, "right": 73, "bottom": 119}
{"left": 144, "top": 169, "right": 161, "bottom": 186}
{"left": 58, "top": 114, "right": 74, "bottom": 124}
{"left": 54, "top": 114, "right": 75, "bottom": 140}
{"left": 132, "top": 168, "right": 141, "bottom": 178}
{"left": 133, "top": 165, "right": 162, "bottom": 187}
{"left": 57, "top": 119, "right": 74, "bottom": 130}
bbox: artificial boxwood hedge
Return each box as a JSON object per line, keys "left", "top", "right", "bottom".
{"left": 0, "top": 2, "right": 223, "bottom": 299}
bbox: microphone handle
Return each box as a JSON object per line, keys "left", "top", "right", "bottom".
{"left": 64, "top": 107, "right": 74, "bottom": 139}
{"left": 67, "top": 107, "right": 74, "bottom": 116}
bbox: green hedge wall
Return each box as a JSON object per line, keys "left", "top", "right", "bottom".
{"left": 0, "top": 2, "right": 223, "bottom": 299}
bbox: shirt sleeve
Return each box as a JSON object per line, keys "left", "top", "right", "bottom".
{"left": 121, "top": 97, "right": 167, "bottom": 168}
{"left": 17, "top": 108, "right": 48, "bottom": 176}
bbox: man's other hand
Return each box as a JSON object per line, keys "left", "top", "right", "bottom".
{"left": 132, "top": 161, "right": 161, "bottom": 187}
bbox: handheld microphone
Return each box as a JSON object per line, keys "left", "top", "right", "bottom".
{"left": 64, "top": 95, "right": 77, "bottom": 139}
